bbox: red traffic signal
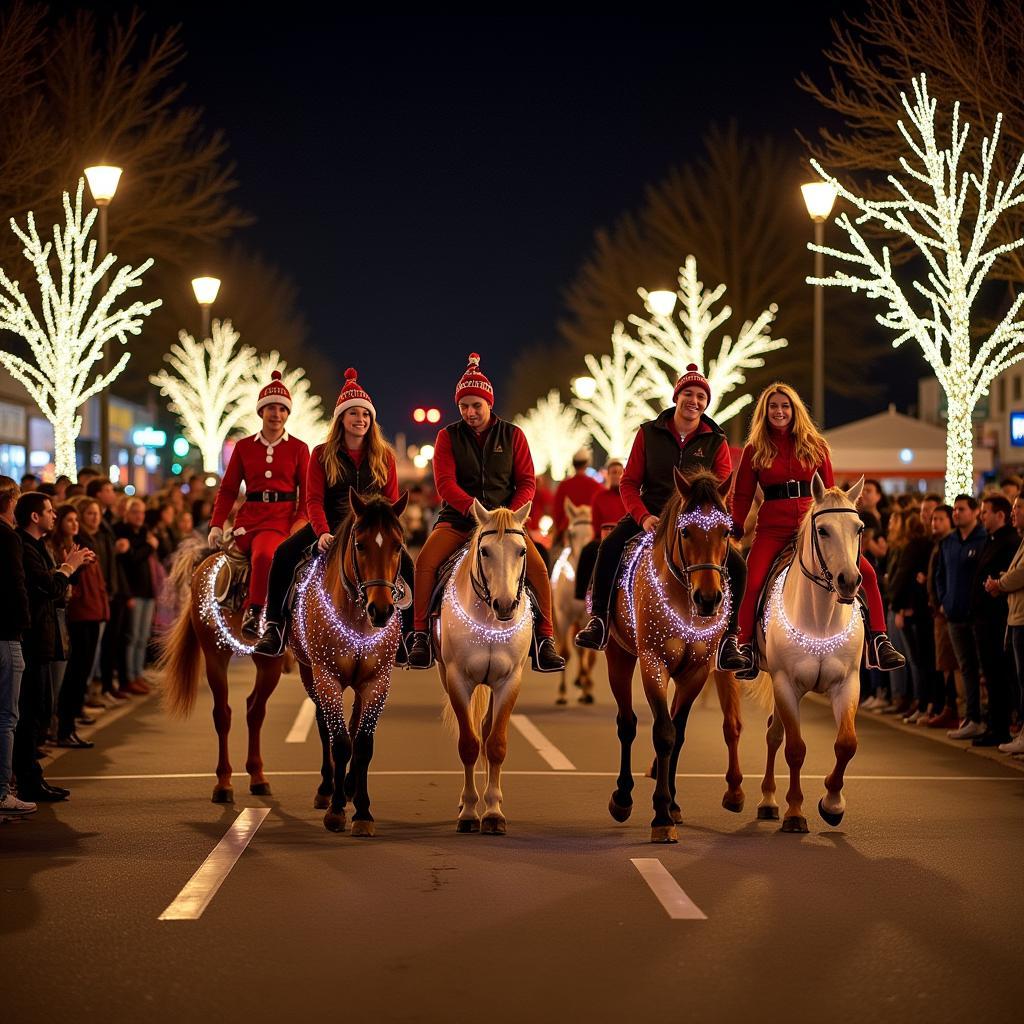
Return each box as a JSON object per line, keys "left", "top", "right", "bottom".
{"left": 426, "top": 407, "right": 441, "bottom": 423}
{"left": 413, "top": 407, "right": 426, "bottom": 423}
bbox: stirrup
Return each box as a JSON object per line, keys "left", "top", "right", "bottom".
{"left": 574, "top": 616, "right": 607, "bottom": 652}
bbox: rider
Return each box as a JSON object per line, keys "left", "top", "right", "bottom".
{"left": 728, "top": 382, "right": 905, "bottom": 678}
{"left": 406, "top": 353, "right": 566, "bottom": 673}
{"left": 575, "top": 363, "right": 748, "bottom": 668}
{"left": 208, "top": 371, "right": 310, "bottom": 638}
{"left": 253, "top": 369, "right": 411, "bottom": 658}
{"left": 574, "top": 457, "right": 625, "bottom": 603}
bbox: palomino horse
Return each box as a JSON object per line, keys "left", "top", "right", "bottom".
{"left": 159, "top": 537, "right": 284, "bottom": 803}
{"left": 550, "top": 499, "right": 597, "bottom": 705}
{"left": 289, "top": 490, "right": 409, "bottom": 835}
{"left": 753, "top": 474, "right": 865, "bottom": 833}
{"left": 606, "top": 469, "right": 737, "bottom": 843}
{"left": 439, "top": 500, "right": 533, "bottom": 835}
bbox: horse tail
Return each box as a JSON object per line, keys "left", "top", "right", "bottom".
{"left": 441, "top": 684, "right": 491, "bottom": 744}
{"left": 743, "top": 670, "right": 775, "bottom": 715}
{"left": 158, "top": 599, "right": 203, "bottom": 718}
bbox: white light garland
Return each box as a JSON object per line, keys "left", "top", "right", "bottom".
{"left": 197, "top": 554, "right": 260, "bottom": 657}
{"left": 514, "top": 390, "right": 590, "bottom": 481}
{"left": 677, "top": 508, "right": 733, "bottom": 533}
{"left": 551, "top": 546, "right": 576, "bottom": 584}
{"left": 442, "top": 550, "right": 533, "bottom": 644}
{"left": 765, "top": 566, "right": 858, "bottom": 658}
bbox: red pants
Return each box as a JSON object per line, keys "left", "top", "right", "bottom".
{"left": 737, "top": 529, "right": 886, "bottom": 643}
{"left": 235, "top": 529, "right": 288, "bottom": 608}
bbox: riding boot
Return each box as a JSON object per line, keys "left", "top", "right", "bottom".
{"left": 575, "top": 614, "right": 608, "bottom": 651}
{"left": 254, "top": 619, "right": 287, "bottom": 657}
{"left": 240, "top": 605, "right": 262, "bottom": 638}
{"left": 732, "top": 642, "right": 760, "bottom": 680}
{"left": 866, "top": 632, "right": 906, "bottom": 671}
{"left": 717, "top": 634, "right": 748, "bottom": 672}
{"left": 532, "top": 634, "right": 565, "bottom": 673}
{"left": 407, "top": 630, "right": 434, "bottom": 669}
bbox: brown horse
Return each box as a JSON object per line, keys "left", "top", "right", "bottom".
{"left": 159, "top": 538, "right": 285, "bottom": 803}
{"left": 289, "top": 490, "right": 408, "bottom": 835}
{"left": 605, "top": 469, "right": 739, "bottom": 843}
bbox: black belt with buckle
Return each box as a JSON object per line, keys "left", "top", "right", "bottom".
{"left": 762, "top": 480, "right": 811, "bottom": 501}
{"left": 245, "top": 491, "right": 297, "bottom": 504}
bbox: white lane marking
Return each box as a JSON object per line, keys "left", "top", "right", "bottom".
{"left": 510, "top": 714, "right": 575, "bottom": 770}
{"left": 632, "top": 858, "right": 707, "bottom": 920}
{"left": 285, "top": 698, "right": 317, "bottom": 744}
{"left": 159, "top": 808, "right": 270, "bottom": 921}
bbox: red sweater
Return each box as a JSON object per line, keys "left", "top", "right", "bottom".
{"left": 591, "top": 486, "right": 626, "bottom": 532}
{"left": 620, "top": 420, "right": 733, "bottom": 525}
{"left": 211, "top": 432, "right": 310, "bottom": 534}
{"left": 731, "top": 429, "right": 835, "bottom": 535}
{"left": 432, "top": 421, "right": 535, "bottom": 517}
{"left": 305, "top": 447, "right": 399, "bottom": 537}
{"left": 552, "top": 472, "right": 603, "bottom": 534}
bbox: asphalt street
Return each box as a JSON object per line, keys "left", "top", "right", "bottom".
{"left": 3, "top": 654, "right": 1022, "bottom": 1024}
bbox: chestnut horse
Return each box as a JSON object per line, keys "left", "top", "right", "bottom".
{"left": 289, "top": 490, "right": 408, "bottom": 835}
{"left": 605, "top": 469, "right": 738, "bottom": 843}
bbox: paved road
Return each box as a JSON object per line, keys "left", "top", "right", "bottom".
{"left": 3, "top": 655, "right": 1022, "bottom": 1024}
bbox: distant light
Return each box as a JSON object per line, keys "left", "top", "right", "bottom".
{"left": 144, "top": 452, "right": 159, "bottom": 471}
{"left": 899, "top": 448, "right": 914, "bottom": 464}
{"left": 801, "top": 181, "right": 838, "bottom": 221}
{"left": 108, "top": 465, "right": 120, "bottom": 483}
{"left": 171, "top": 463, "right": 183, "bottom": 475}
{"left": 205, "top": 475, "right": 218, "bottom": 487}
{"left": 124, "top": 484, "right": 136, "bottom": 496}
{"left": 29, "top": 450, "right": 50, "bottom": 468}
{"left": 539, "top": 515, "right": 554, "bottom": 536}
{"left": 412, "top": 454, "right": 429, "bottom": 469}
{"left": 426, "top": 407, "right": 441, "bottom": 423}
{"left": 413, "top": 407, "right": 426, "bottom": 423}
{"left": 191, "top": 276, "right": 221, "bottom": 306}
{"left": 646, "top": 290, "right": 677, "bottom": 317}
{"left": 420, "top": 444, "right": 435, "bottom": 460}
{"left": 84, "top": 165, "right": 122, "bottom": 205}
{"left": 172, "top": 436, "right": 190, "bottom": 458}
{"left": 572, "top": 376, "right": 597, "bottom": 400}
{"left": 132, "top": 427, "right": 167, "bottom": 448}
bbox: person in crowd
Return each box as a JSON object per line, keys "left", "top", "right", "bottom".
{"left": 408, "top": 354, "right": 564, "bottom": 672}
{"left": 53, "top": 475, "right": 71, "bottom": 502}
{"left": 574, "top": 458, "right": 625, "bottom": 604}
{"left": 921, "top": 504, "right": 961, "bottom": 728}
{"left": 0, "top": 477, "right": 34, "bottom": 817}
{"left": 43, "top": 504, "right": 79, "bottom": 733}
{"left": 145, "top": 503, "right": 179, "bottom": 565}
{"left": 87, "top": 478, "right": 130, "bottom": 701}
{"left": 575, "top": 364, "right": 748, "bottom": 665}
{"left": 551, "top": 449, "right": 602, "bottom": 538}
{"left": 191, "top": 497, "right": 213, "bottom": 535}
{"left": 115, "top": 498, "right": 158, "bottom": 694}
{"left": 87, "top": 477, "right": 118, "bottom": 525}
{"left": 76, "top": 466, "right": 101, "bottom": 489}
{"left": 936, "top": 495, "right": 988, "bottom": 740}
{"left": 858, "top": 478, "right": 890, "bottom": 564}
{"left": 871, "top": 509, "right": 912, "bottom": 713}
{"left": 20, "top": 473, "right": 39, "bottom": 492}
{"left": 1000, "top": 476, "right": 1022, "bottom": 502}
{"left": 208, "top": 371, "right": 310, "bottom": 638}
{"left": 12, "top": 492, "right": 92, "bottom": 803}
{"left": 920, "top": 493, "right": 941, "bottom": 531}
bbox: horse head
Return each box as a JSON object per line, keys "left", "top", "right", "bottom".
{"left": 346, "top": 488, "right": 409, "bottom": 627}
{"left": 564, "top": 498, "right": 594, "bottom": 553}
{"left": 470, "top": 499, "right": 531, "bottom": 621}
{"left": 804, "top": 473, "right": 865, "bottom": 603}
{"left": 662, "top": 468, "right": 733, "bottom": 617}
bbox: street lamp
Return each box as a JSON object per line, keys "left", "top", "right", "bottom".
{"left": 192, "top": 276, "right": 221, "bottom": 339}
{"left": 571, "top": 376, "right": 597, "bottom": 401}
{"left": 801, "top": 181, "right": 838, "bottom": 427}
{"left": 646, "top": 289, "right": 677, "bottom": 318}
{"left": 85, "top": 165, "right": 123, "bottom": 472}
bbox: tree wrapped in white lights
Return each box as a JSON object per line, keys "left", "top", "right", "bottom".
{"left": 571, "top": 325, "right": 659, "bottom": 458}
{"left": 0, "top": 180, "right": 160, "bottom": 478}
{"left": 514, "top": 389, "right": 590, "bottom": 481}
{"left": 619, "top": 255, "right": 787, "bottom": 424}
{"left": 151, "top": 319, "right": 256, "bottom": 472}
{"left": 243, "top": 352, "right": 329, "bottom": 448}
{"left": 809, "top": 75, "right": 1024, "bottom": 501}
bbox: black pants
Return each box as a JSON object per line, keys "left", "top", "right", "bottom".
{"left": 61, "top": 621, "right": 101, "bottom": 737}
{"left": 902, "top": 613, "right": 943, "bottom": 708}
{"left": 100, "top": 596, "right": 126, "bottom": 693}
{"left": 973, "top": 618, "right": 1012, "bottom": 739}
{"left": 12, "top": 656, "right": 47, "bottom": 792}
{"left": 588, "top": 515, "right": 746, "bottom": 634}
{"left": 574, "top": 539, "right": 600, "bottom": 602}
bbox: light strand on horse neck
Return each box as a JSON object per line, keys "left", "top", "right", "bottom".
{"left": 443, "top": 549, "right": 533, "bottom": 644}
{"left": 197, "top": 554, "right": 263, "bottom": 657}
{"left": 550, "top": 546, "right": 576, "bottom": 584}
{"left": 765, "top": 566, "right": 858, "bottom": 657}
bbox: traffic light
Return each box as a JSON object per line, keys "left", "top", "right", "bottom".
{"left": 426, "top": 407, "right": 441, "bottom": 423}
{"left": 413, "top": 408, "right": 426, "bottom": 423}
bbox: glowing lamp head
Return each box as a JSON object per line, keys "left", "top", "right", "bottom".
{"left": 571, "top": 376, "right": 597, "bottom": 400}
{"left": 413, "top": 407, "right": 426, "bottom": 423}
{"left": 420, "top": 444, "right": 435, "bottom": 460}
{"left": 646, "top": 289, "right": 678, "bottom": 317}
{"left": 801, "top": 182, "right": 838, "bottom": 222}
{"left": 84, "top": 165, "right": 123, "bottom": 205}
{"left": 426, "top": 407, "right": 441, "bottom": 423}
{"left": 191, "top": 276, "right": 221, "bottom": 306}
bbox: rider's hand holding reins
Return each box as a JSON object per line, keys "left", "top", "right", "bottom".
{"left": 642, "top": 515, "right": 659, "bottom": 533}
{"left": 318, "top": 532, "right": 333, "bottom": 553}
{"left": 207, "top": 526, "right": 223, "bottom": 548}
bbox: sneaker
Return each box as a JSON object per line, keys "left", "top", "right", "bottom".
{"left": 870, "top": 699, "right": 892, "bottom": 714}
{"left": 881, "top": 698, "right": 913, "bottom": 716}
{"left": 926, "top": 707, "right": 960, "bottom": 729}
{"left": 0, "top": 793, "right": 38, "bottom": 816}
{"left": 998, "top": 733, "right": 1024, "bottom": 754}
{"left": 903, "top": 710, "right": 923, "bottom": 724}
{"left": 947, "top": 719, "right": 986, "bottom": 740}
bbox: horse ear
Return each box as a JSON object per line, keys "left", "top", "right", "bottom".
{"left": 392, "top": 491, "right": 409, "bottom": 518}
{"left": 349, "top": 488, "right": 367, "bottom": 516}
{"left": 718, "top": 472, "right": 734, "bottom": 499}
{"left": 811, "top": 472, "right": 826, "bottom": 503}
{"left": 471, "top": 499, "right": 489, "bottom": 525}
{"left": 845, "top": 475, "right": 865, "bottom": 505}
{"left": 673, "top": 466, "right": 691, "bottom": 499}
{"left": 564, "top": 498, "right": 576, "bottom": 518}
{"left": 513, "top": 500, "right": 532, "bottom": 526}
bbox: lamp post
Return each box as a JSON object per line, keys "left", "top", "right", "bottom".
{"left": 645, "top": 289, "right": 678, "bottom": 318}
{"left": 84, "top": 165, "right": 123, "bottom": 474}
{"left": 191, "top": 276, "right": 221, "bottom": 339}
{"left": 801, "top": 181, "right": 838, "bottom": 427}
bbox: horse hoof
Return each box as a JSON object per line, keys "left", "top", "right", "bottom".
{"left": 650, "top": 825, "right": 679, "bottom": 844}
{"left": 757, "top": 805, "right": 780, "bottom": 821}
{"left": 646, "top": 759, "right": 657, "bottom": 780}
{"left": 722, "top": 796, "right": 744, "bottom": 814}
{"left": 481, "top": 816, "right": 506, "bottom": 835}
{"left": 211, "top": 786, "right": 233, "bottom": 804}
{"left": 249, "top": 782, "right": 272, "bottom": 796}
{"left": 578, "top": 693, "right": 594, "bottom": 705}
{"left": 456, "top": 819, "right": 481, "bottom": 834}
{"left": 323, "top": 810, "right": 347, "bottom": 833}
{"left": 313, "top": 792, "right": 331, "bottom": 810}
{"left": 781, "top": 815, "right": 809, "bottom": 834}
{"left": 669, "top": 807, "right": 683, "bottom": 825}
{"left": 573, "top": 677, "right": 582, "bottom": 689}
{"left": 555, "top": 696, "right": 568, "bottom": 706}
{"left": 351, "top": 819, "right": 375, "bottom": 837}
{"left": 608, "top": 795, "right": 632, "bottom": 822}
{"left": 818, "top": 798, "right": 844, "bottom": 827}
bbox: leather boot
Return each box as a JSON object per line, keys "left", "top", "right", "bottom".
{"left": 575, "top": 615, "right": 607, "bottom": 651}
{"left": 254, "top": 620, "right": 286, "bottom": 657}
{"left": 717, "top": 634, "right": 748, "bottom": 672}
{"left": 867, "top": 632, "right": 906, "bottom": 671}
{"left": 532, "top": 635, "right": 566, "bottom": 673}
{"left": 407, "top": 631, "right": 434, "bottom": 669}
{"left": 241, "top": 605, "right": 262, "bottom": 638}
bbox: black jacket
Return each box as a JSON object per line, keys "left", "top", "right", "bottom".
{"left": 436, "top": 417, "right": 519, "bottom": 532}
{"left": 0, "top": 520, "right": 30, "bottom": 641}
{"left": 92, "top": 519, "right": 125, "bottom": 599}
{"left": 886, "top": 536, "right": 932, "bottom": 615}
{"left": 18, "top": 528, "right": 71, "bottom": 661}
{"left": 114, "top": 522, "right": 155, "bottom": 599}
{"left": 969, "top": 523, "right": 1020, "bottom": 621}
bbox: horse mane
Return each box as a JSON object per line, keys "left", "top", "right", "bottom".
{"left": 472, "top": 506, "right": 519, "bottom": 540}
{"left": 654, "top": 471, "right": 727, "bottom": 547}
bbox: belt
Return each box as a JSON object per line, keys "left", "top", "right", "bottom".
{"left": 245, "top": 491, "right": 297, "bottom": 504}
{"left": 762, "top": 480, "right": 811, "bottom": 501}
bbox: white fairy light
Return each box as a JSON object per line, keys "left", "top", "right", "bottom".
{"left": 809, "top": 74, "right": 1024, "bottom": 501}
{"left": 677, "top": 508, "right": 734, "bottom": 533}
{"left": 442, "top": 550, "right": 533, "bottom": 644}
{"left": 243, "top": 351, "right": 329, "bottom": 448}
{"left": 0, "top": 179, "right": 161, "bottom": 478}
{"left": 514, "top": 390, "right": 590, "bottom": 480}
{"left": 551, "top": 546, "right": 576, "bottom": 584}
{"left": 196, "top": 554, "right": 260, "bottom": 657}
{"left": 765, "top": 566, "right": 858, "bottom": 657}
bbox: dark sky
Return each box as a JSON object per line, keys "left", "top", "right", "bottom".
{"left": 155, "top": 8, "right": 901, "bottom": 433}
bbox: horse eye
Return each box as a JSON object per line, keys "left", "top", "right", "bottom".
{"left": 354, "top": 540, "right": 363, "bottom": 551}
{"left": 681, "top": 527, "right": 689, "bottom": 539}
{"left": 519, "top": 549, "right": 526, "bottom": 558}
{"left": 817, "top": 527, "right": 829, "bottom": 537}
{"left": 480, "top": 548, "right": 489, "bottom": 558}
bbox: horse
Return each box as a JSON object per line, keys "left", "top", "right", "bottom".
{"left": 550, "top": 499, "right": 597, "bottom": 705}
{"left": 605, "top": 469, "right": 738, "bottom": 843}
{"left": 438, "top": 500, "right": 533, "bottom": 835}
{"left": 751, "top": 473, "right": 866, "bottom": 833}
{"left": 289, "top": 490, "right": 409, "bottom": 835}
{"left": 159, "top": 535, "right": 285, "bottom": 803}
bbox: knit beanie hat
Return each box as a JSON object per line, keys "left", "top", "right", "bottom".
{"left": 256, "top": 370, "right": 292, "bottom": 413}
{"left": 333, "top": 367, "right": 376, "bottom": 420}
{"left": 672, "top": 363, "right": 712, "bottom": 403}
{"left": 454, "top": 353, "right": 494, "bottom": 406}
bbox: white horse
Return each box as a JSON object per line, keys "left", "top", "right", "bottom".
{"left": 551, "top": 499, "right": 596, "bottom": 705}
{"left": 753, "top": 474, "right": 866, "bottom": 833}
{"left": 439, "top": 500, "right": 533, "bottom": 835}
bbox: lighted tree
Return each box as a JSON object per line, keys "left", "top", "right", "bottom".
{"left": 514, "top": 390, "right": 590, "bottom": 481}
{"left": 571, "top": 326, "right": 659, "bottom": 458}
{"left": 243, "top": 351, "right": 329, "bottom": 448}
{"left": 809, "top": 75, "right": 1024, "bottom": 501}
{"left": 151, "top": 319, "right": 256, "bottom": 473}
{"left": 618, "top": 255, "right": 787, "bottom": 424}
{"left": 0, "top": 180, "right": 160, "bottom": 478}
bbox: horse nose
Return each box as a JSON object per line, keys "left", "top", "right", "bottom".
{"left": 367, "top": 602, "right": 394, "bottom": 627}
{"left": 696, "top": 589, "right": 722, "bottom": 616}
{"left": 838, "top": 571, "right": 862, "bottom": 591}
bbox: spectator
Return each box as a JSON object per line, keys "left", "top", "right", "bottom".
{"left": 76, "top": 466, "right": 101, "bottom": 489}
{"left": 858, "top": 478, "right": 890, "bottom": 561}
{"left": 875, "top": 510, "right": 912, "bottom": 714}
{"left": 87, "top": 477, "right": 118, "bottom": 525}
{"left": 43, "top": 504, "right": 78, "bottom": 735}
{"left": 191, "top": 497, "right": 213, "bottom": 535}
{"left": 54, "top": 475, "right": 71, "bottom": 502}
{"left": 146, "top": 503, "right": 178, "bottom": 564}
{"left": 20, "top": 473, "right": 39, "bottom": 492}
{"left": 87, "top": 478, "right": 130, "bottom": 701}
{"left": 1000, "top": 475, "right": 1022, "bottom": 501}
{"left": 923, "top": 504, "right": 961, "bottom": 729}
{"left": 987, "top": 494, "right": 1024, "bottom": 753}
{"left": 115, "top": 498, "right": 157, "bottom": 694}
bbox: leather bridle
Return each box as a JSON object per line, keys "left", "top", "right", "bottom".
{"left": 797, "top": 506, "right": 864, "bottom": 601}
{"left": 664, "top": 509, "right": 731, "bottom": 593}
{"left": 340, "top": 522, "right": 407, "bottom": 608}
{"left": 471, "top": 528, "right": 528, "bottom": 611}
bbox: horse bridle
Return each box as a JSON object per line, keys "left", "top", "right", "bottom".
{"left": 470, "top": 528, "right": 528, "bottom": 610}
{"left": 664, "top": 509, "right": 731, "bottom": 593}
{"left": 797, "top": 506, "right": 864, "bottom": 599}
{"left": 340, "top": 524, "right": 407, "bottom": 607}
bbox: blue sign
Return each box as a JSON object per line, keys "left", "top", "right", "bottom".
{"left": 132, "top": 427, "right": 167, "bottom": 448}
{"left": 1011, "top": 412, "right": 1024, "bottom": 447}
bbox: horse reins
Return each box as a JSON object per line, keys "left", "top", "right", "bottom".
{"left": 797, "top": 506, "right": 863, "bottom": 601}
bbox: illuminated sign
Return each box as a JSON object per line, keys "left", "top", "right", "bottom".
{"left": 1012, "top": 412, "right": 1024, "bottom": 447}
{"left": 132, "top": 427, "right": 167, "bottom": 447}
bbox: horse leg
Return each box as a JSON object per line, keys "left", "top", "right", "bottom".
{"left": 207, "top": 652, "right": 234, "bottom": 803}
{"left": 819, "top": 672, "right": 859, "bottom": 827}
{"left": 481, "top": 683, "right": 519, "bottom": 835}
{"left": 555, "top": 621, "right": 569, "bottom": 705}
{"left": 579, "top": 646, "right": 595, "bottom": 704}
{"left": 349, "top": 728, "right": 376, "bottom": 837}
{"left": 311, "top": 669, "right": 351, "bottom": 833}
{"left": 773, "top": 682, "right": 808, "bottom": 833}
{"left": 344, "top": 693, "right": 363, "bottom": 802}
{"left": 715, "top": 668, "right": 745, "bottom": 813}
{"left": 448, "top": 673, "right": 482, "bottom": 832}
{"left": 666, "top": 695, "right": 694, "bottom": 826}
{"left": 757, "top": 708, "right": 783, "bottom": 820}
{"left": 606, "top": 638, "right": 638, "bottom": 822}
{"left": 245, "top": 655, "right": 283, "bottom": 796}
{"left": 300, "top": 661, "right": 334, "bottom": 809}
{"left": 645, "top": 663, "right": 677, "bottom": 844}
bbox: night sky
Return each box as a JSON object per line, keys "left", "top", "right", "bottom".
{"left": 154, "top": 7, "right": 896, "bottom": 434}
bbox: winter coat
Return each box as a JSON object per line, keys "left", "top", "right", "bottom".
{"left": 935, "top": 524, "right": 987, "bottom": 622}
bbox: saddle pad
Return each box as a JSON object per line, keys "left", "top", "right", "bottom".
{"left": 213, "top": 553, "right": 251, "bottom": 613}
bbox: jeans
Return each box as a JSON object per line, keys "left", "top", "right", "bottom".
{"left": 125, "top": 598, "right": 156, "bottom": 680}
{"left": 886, "top": 608, "right": 911, "bottom": 700}
{"left": 12, "top": 656, "right": 46, "bottom": 793}
{"left": 901, "top": 612, "right": 940, "bottom": 707}
{"left": 1009, "top": 625, "right": 1024, "bottom": 721}
{"left": 0, "top": 640, "right": 24, "bottom": 800}
{"left": 101, "top": 597, "right": 126, "bottom": 691}
{"left": 947, "top": 620, "right": 981, "bottom": 722}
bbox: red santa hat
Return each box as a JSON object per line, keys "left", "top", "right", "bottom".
{"left": 672, "top": 363, "right": 712, "bottom": 403}
{"left": 454, "top": 352, "right": 494, "bottom": 406}
{"left": 256, "top": 370, "right": 292, "bottom": 413}
{"left": 333, "top": 367, "right": 376, "bottom": 420}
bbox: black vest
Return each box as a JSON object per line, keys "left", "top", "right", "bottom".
{"left": 318, "top": 447, "right": 380, "bottom": 532}
{"left": 436, "top": 417, "right": 517, "bottom": 531}
{"left": 639, "top": 410, "right": 727, "bottom": 516}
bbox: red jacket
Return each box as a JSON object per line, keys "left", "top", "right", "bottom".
{"left": 211, "top": 432, "right": 310, "bottom": 535}
{"left": 67, "top": 557, "right": 109, "bottom": 623}
{"left": 552, "top": 472, "right": 603, "bottom": 534}
{"left": 731, "top": 428, "right": 835, "bottom": 536}
{"left": 306, "top": 446, "right": 399, "bottom": 537}
{"left": 591, "top": 486, "right": 626, "bottom": 532}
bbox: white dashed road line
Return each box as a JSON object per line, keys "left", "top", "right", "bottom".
{"left": 631, "top": 858, "right": 707, "bottom": 920}
{"left": 510, "top": 714, "right": 576, "bottom": 770}
{"left": 285, "top": 698, "right": 317, "bottom": 743}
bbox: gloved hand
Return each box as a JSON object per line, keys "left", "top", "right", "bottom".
{"left": 207, "top": 526, "right": 224, "bottom": 548}
{"left": 317, "top": 532, "right": 333, "bottom": 553}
